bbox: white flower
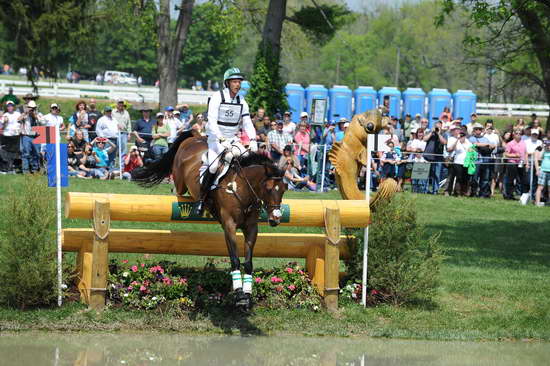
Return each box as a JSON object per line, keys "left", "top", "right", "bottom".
{"left": 123, "top": 293, "right": 129, "bottom": 297}
{"left": 313, "top": 305, "right": 319, "bottom": 311}
{"left": 61, "top": 283, "right": 68, "bottom": 290}
{"left": 152, "top": 296, "right": 157, "bottom": 301}
{"left": 122, "top": 272, "right": 129, "bottom": 278}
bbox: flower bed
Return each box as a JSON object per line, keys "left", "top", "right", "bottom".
{"left": 107, "top": 259, "right": 322, "bottom": 311}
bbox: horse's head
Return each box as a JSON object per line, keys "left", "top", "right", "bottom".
{"left": 353, "top": 108, "right": 390, "bottom": 138}
{"left": 262, "top": 167, "right": 287, "bottom": 227}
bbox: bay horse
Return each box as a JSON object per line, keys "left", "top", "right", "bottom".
{"left": 131, "top": 131, "right": 287, "bottom": 308}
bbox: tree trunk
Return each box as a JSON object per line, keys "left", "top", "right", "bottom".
{"left": 261, "top": 0, "right": 286, "bottom": 61}
{"left": 157, "top": 0, "right": 194, "bottom": 109}
{"left": 514, "top": 1, "right": 550, "bottom": 132}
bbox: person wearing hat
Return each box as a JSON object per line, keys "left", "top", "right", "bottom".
{"left": 133, "top": 107, "right": 155, "bottom": 149}
{"left": 91, "top": 137, "right": 117, "bottom": 177}
{"left": 423, "top": 120, "right": 447, "bottom": 194}
{"left": 196, "top": 67, "right": 258, "bottom": 216}
{"left": 113, "top": 98, "right": 131, "bottom": 157}
{"left": 95, "top": 106, "right": 119, "bottom": 169}
{"left": 176, "top": 103, "right": 193, "bottom": 126}
{"left": 468, "top": 122, "right": 495, "bottom": 197}
{"left": 43, "top": 103, "right": 65, "bottom": 131}
{"left": 0, "top": 87, "right": 20, "bottom": 106}
{"left": 19, "top": 100, "right": 44, "bottom": 173}
{"left": 534, "top": 139, "right": 550, "bottom": 206}
{"left": 122, "top": 145, "right": 143, "bottom": 180}
{"left": 1, "top": 100, "right": 22, "bottom": 173}
{"left": 164, "top": 105, "right": 184, "bottom": 146}
{"left": 444, "top": 124, "right": 463, "bottom": 196}
{"left": 268, "top": 119, "right": 293, "bottom": 162}
{"left": 282, "top": 111, "right": 295, "bottom": 135}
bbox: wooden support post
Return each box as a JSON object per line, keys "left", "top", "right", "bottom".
{"left": 306, "top": 244, "right": 325, "bottom": 295}
{"left": 89, "top": 200, "right": 110, "bottom": 310}
{"left": 324, "top": 207, "right": 341, "bottom": 312}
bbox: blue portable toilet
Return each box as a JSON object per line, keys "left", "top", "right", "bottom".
{"left": 378, "top": 87, "right": 401, "bottom": 118}
{"left": 328, "top": 85, "right": 352, "bottom": 122}
{"left": 284, "top": 83, "right": 305, "bottom": 123}
{"left": 239, "top": 80, "right": 251, "bottom": 98}
{"left": 305, "top": 84, "right": 328, "bottom": 122}
{"left": 402, "top": 88, "right": 426, "bottom": 119}
{"left": 453, "top": 90, "right": 477, "bottom": 124}
{"left": 428, "top": 88, "right": 452, "bottom": 126}
{"left": 354, "top": 86, "right": 377, "bottom": 114}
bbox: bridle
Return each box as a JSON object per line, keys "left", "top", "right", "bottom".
{"left": 230, "top": 155, "right": 283, "bottom": 216}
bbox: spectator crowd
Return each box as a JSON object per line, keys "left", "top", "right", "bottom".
{"left": 0, "top": 88, "right": 549, "bottom": 206}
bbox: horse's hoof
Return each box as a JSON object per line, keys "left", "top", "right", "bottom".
{"left": 235, "top": 290, "right": 251, "bottom": 310}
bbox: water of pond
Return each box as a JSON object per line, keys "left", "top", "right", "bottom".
{"left": 0, "top": 332, "right": 547, "bottom": 365}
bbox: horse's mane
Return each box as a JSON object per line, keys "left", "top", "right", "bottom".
{"left": 236, "top": 153, "right": 283, "bottom": 177}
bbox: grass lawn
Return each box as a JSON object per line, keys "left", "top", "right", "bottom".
{"left": 0, "top": 176, "right": 549, "bottom": 340}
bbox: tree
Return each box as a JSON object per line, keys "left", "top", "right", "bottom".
{"left": 157, "top": 0, "right": 194, "bottom": 108}
{"left": 179, "top": 2, "right": 243, "bottom": 88}
{"left": 439, "top": 0, "right": 550, "bottom": 130}
{"left": 0, "top": 0, "right": 91, "bottom": 85}
{"left": 246, "top": 0, "right": 352, "bottom": 114}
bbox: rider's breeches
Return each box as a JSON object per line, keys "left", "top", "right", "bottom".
{"left": 206, "top": 137, "right": 225, "bottom": 174}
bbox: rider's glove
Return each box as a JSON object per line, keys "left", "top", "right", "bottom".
{"left": 220, "top": 139, "right": 232, "bottom": 150}
{"left": 249, "top": 140, "right": 258, "bottom": 152}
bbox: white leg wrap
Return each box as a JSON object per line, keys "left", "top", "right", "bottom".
{"left": 243, "top": 274, "right": 253, "bottom": 294}
{"left": 231, "top": 270, "right": 242, "bottom": 291}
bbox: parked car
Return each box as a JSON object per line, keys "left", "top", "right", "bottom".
{"left": 104, "top": 71, "right": 137, "bottom": 85}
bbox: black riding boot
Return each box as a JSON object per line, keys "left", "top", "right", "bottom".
{"left": 193, "top": 170, "right": 216, "bottom": 216}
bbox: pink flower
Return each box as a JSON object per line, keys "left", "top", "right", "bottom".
{"left": 254, "top": 277, "right": 262, "bottom": 283}
{"left": 131, "top": 265, "right": 138, "bottom": 272}
{"left": 122, "top": 259, "right": 129, "bottom": 264}
{"left": 298, "top": 270, "right": 304, "bottom": 275}
{"left": 275, "top": 285, "right": 284, "bottom": 292}
{"left": 179, "top": 278, "right": 187, "bottom": 284}
{"left": 285, "top": 267, "right": 293, "bottom": 274}
{"left": 270, "top": 276, "right": 283, "bottom": 283}
{"left": 139, "top": 285, "right": 146, "bottom": 292}
{"left": 143, "top": 280, "right": 150, "bottom": 286}
{"left": 370, "top": 289, "right": 378, "bottom": 295}
{"left": 162, "top": 277, "right": 172, "bottom": 285}
{"left": 127, "top": 286, "right": 133, "bottom": 291}
{"left": 149, "top": 265, "right": 164, "bottom": 274}
{"left": 131, "top": 281, "right": 139, "bottom": 286}
{"left": 140, "top": 263, "right": 145, "bottom": 268}
{"left": 288, "top": 284, "right": 296, "bottom": 291}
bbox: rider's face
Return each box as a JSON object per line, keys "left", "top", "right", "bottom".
{"left": 228, "top": 79, "right": 241, "bottom": 95}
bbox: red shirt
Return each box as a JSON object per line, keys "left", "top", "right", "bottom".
{"left": 124, "top": 155, "right": 142, "bottom": 173}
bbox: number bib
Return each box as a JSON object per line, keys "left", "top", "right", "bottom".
{"left": 217, "top": 103, "right": 243, "bottom": 126}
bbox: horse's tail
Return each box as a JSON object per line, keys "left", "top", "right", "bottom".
{"left": 132, "top": 130, "right": 195, "bottom": 187}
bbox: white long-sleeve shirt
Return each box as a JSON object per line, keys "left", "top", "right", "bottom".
{"left": 206, "top": 88, "right": 256, "bottom": 141}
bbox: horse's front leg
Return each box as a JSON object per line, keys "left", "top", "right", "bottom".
{"left": 221, "top": 218, "right": 243, "bottom": 294}
{"left": 242, "top": 221, "right": 259, "bottom": 299}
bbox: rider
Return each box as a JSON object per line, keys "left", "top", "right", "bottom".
{"left": 194, "top": 67, "right": 258, "bottom": 215}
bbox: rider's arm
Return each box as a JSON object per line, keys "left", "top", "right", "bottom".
{"left": 206, "top": 92, "right": 224, "bottom": 140}
{"left": 241, "top": 100, "right": 257, "bottom": 141}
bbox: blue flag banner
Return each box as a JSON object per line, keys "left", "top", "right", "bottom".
{"left": 46, "top": 143, "right": 69, "bottom": 187}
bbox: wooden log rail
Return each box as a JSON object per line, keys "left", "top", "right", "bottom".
{"left": 64, "top": 192, "right": 365, "bottom": 311}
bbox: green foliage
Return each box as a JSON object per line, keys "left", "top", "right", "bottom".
{"left": 0, "top": 176, "right": 57, "bottom": 309}
{"left": 246, "top": 41, "right": 288, "bottom": 115}
{"left": 107, "top": 260, "right": 321, "bottom": 311}
{"left": 345, "top": 195, "right": 445, "bottom": 305}
{"left": 0, "top": 0, "right": 91, "bottom": 82}
{"left": 179, "top": 2, "right": 244, "bottom": 87}
{"left": 290, "top": 4, "right": 354, "bottom": 45}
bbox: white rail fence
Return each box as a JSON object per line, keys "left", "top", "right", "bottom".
{"left": 1, "top": 79, "right": 549, "bottom": 116}
{"left": 0, "top": 79, "right": 214, "bottom": 105}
